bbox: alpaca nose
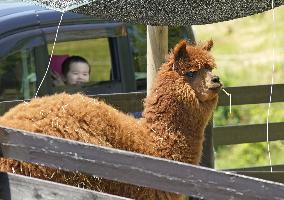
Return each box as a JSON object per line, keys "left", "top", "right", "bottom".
{"left": 212, "top": 76, "right": 220, "bottom": 83}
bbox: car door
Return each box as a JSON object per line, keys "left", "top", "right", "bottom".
{"left": 0, "top": 28, "right": 48, "bottom": 114}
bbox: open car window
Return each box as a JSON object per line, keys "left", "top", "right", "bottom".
{"left": 48, "top": 37, "right": 112, "bottom": 87}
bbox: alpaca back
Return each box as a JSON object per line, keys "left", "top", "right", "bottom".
{"left": 0, "top": 92, "right": 183, "bottom": 200}
{"left": 0, "top": 93, "right": 155, "bottom": 154}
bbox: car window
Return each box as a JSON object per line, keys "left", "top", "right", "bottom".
{"left": 48, "top": 38, "right": 112, "bottom": 85}
{"left": 0, "top": 49, "right": 37, "bottom": 101}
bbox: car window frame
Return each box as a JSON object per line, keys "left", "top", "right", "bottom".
{"left": 41, "top": 22, "right": 135, "bottom": 94}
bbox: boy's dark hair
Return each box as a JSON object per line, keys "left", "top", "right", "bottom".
{"left": 61, "top": 56, "right": 90, "bottom": 77}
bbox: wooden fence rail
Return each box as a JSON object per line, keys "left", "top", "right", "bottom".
{"left": 1, "top": 84, "right": 284, "bottom": 113}
{"left": 92, "top": 84, "right": 284, "bottom": 111}
{"left": 0, "top": 172, "right": 131, "bottom": 200}
{"left": 1, "top": 127, "right": 284, "bottom": 200}
{"left": 212, "top": 84, "right": 284, "bottom": 182}
{"left": 234, "top": 171, "right": 284, "bottom": 184}
{"left": 228, "top": 164, "right": 284, "bottom": 172}
{"left": 214, "top": 122, "right": 284, "bottom": 146}
{"left": 218, "top": 84, "right": 284, "bottom": 106}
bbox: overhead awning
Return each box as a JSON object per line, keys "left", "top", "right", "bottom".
{"left": 24, "top": 0, "right": 284, "bottom": 25}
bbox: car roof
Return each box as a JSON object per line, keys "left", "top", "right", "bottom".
{"left": 0, "top": 2, "right": 45, "bottom": 18}
{"left": 0, "top": 2, "right": 118, "bottom": 38}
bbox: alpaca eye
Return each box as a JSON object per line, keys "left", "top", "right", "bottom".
{"left": 185, "top": 71, "right": 195, "bottom": 78}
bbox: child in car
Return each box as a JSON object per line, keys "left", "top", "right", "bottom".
{"left": 52, "top": 55, "right": 90, "bottom": 86}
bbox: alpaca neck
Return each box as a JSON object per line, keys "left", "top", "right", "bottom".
{"left": 143, "top": 87, "right": 217, "bottom": 164}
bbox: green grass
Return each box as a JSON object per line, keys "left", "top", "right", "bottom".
{"left": 193, "top": 5, "right": 284, "bottom": 169}
{"left": 215, "top": 141, "right": 284, "bottom": 169}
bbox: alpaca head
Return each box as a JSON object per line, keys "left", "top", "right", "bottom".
{"left": 169, "top": 40, "right": 222, "bottom": 102}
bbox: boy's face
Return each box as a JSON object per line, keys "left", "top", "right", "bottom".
{"left": 65, "top": 62, "right": 90, "bottom": 85}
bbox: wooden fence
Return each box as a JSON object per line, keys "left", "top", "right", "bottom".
{"left": 95, "top": 84, "right": 284, "bottom": 184}
{"left": 0, "top": 172, "right": 130, "bottom": 200}
{"left": 1, "top": 83, "right": 284, "bottom": 199}
{"left": 215, "top": 84, "right": 284, "bottom": 145}
{"left": 213, "top": 84, "right": 284, "bottom": 183}
{"left": 1, "top": 127, "right": 284, "bottom": 200}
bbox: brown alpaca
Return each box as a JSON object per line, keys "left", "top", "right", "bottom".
{"left": 0, "top": 40, "right": 221, "bottom": 199}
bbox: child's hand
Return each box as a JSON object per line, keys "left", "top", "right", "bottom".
{"left": 51, "top": 71, "right": 65, "bottom": 86}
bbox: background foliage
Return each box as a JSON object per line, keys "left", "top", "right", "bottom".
{"left": 193, "top": 6, "right": 284, "bottom": 169}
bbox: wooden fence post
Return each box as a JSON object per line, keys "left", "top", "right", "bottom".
{"left": 201, "top": 119, "right": 214, "bottom": 168}
{"left": 146, "top": 26, "right": 168, "bottom": 95}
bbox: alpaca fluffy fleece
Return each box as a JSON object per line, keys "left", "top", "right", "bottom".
{"left": 0, "top": 40, "right": 221, "bottom": 200}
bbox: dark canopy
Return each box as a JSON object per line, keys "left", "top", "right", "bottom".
{"left": 26, "top": 0, "right": 284, "bottom": 25}
{"left": 72, "top": 0, "right": 284, "bottom": 26}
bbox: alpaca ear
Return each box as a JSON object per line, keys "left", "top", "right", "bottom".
{"left": 202, "top": 39, "right": 214, "bottom": 51}
{"left": 173, "top": 40, "right": 188, "bottom": 61}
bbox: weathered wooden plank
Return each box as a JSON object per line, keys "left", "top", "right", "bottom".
{"left": 232, "top": 171, "right": 284, "bottom": 184}
{"left": 218, "top": 84, "right": 284, "bottom": 106}
{"left": 0, "top": 172, "right": 131, "bottom": 200}
{"left": 226, "top": 165, "right": 284, "bottom": 172}
{"left": 90, "top": 84, "right": 284, "bottom": 110}
{"left": 225, "top": 166, "right": 284, "bottom": 184}
{"left": 1, "top": 84, "right": 284, "bottom": 114}
{"left": 0, "top": 92, "right": 145, "bottom": 115}
{"left": 1, "top": 127, "right": 284, "bottom": 200}
{"left": 213, "top": 122, "right": 284, "bottom": 146}
{"left": 0, "top": 100, "right": 28, "bottom": 115}
{"left": 98, "top": 84, "right": 284, "bottom": 110}
{"left": 201, "top": 119, "right": 214, "bottom": 168}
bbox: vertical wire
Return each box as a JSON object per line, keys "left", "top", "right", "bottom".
{"left": 266, "top": 0, "right": 275, "bottom": 172}
{"left": 34, "top": 11, "right": 65, "bottom": 98}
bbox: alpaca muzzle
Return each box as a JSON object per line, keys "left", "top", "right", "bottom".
{"left": 212, "top": 75, "right": 220, "bottom": 83}
{"left": 209, "top": 76, "right": 222, "bottom": 91}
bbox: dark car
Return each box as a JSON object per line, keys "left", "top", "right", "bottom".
{"left": 0, "top": 1, "right": 137, "bottom": 97}
{"left": 0, "top": 1, "right": 194, "bottom": 113}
